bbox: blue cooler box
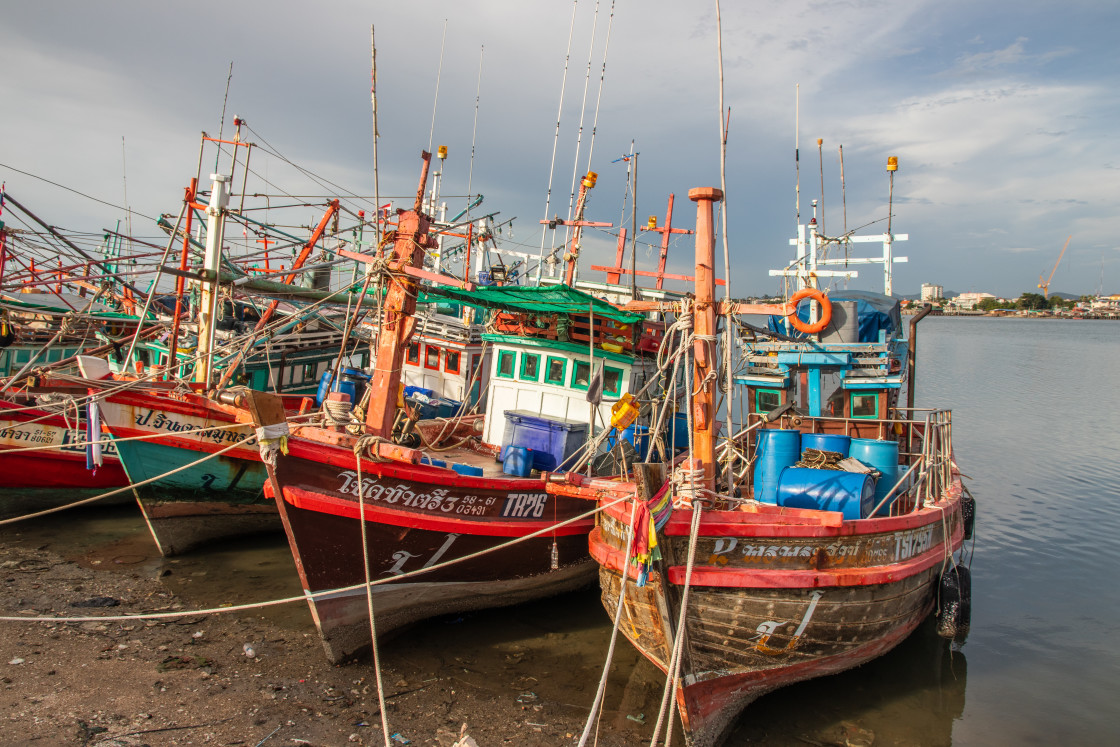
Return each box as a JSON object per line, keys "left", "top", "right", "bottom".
{"left": 501, "top": 410, "right": 589, "bottom": 472}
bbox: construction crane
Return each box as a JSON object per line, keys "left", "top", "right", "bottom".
{"left": 1038, "top": 235, "right": 1072, "bottom": 299}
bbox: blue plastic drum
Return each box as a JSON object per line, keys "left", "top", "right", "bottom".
{"left": 753, "top": 429, "right": 801, "bottom": 504}
{"left": 850, "top": 438, "right": 900, "bottom": 511}
{"left": 776, "top": 467, "right": 875, "bottom": 520}
{"left": 800, "top": 433, "right": 852, "bottom": 457}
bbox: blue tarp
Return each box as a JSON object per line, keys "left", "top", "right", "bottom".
{"left": 767, "top": 290, "right": 901, "bottom": 342}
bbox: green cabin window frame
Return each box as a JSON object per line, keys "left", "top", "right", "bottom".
{"left": 603, "top": 366, "right": 623, "bottom": 397}
{"left": 570, "top": 360, "right": 592, "bottom": 391}
{"left": 519, "top": 353, "right": 540, "bottom": 381}
{"left": 544, "top": 356, "right": 567, "bottom": 386}
{"left": 496, "top": 350, "right": 517, "bottom": 379}
{"left": 756, "top": 388, "right": 782, "bottom": 414}
{"left": 850, "top": 392, "right": 879, "bottom": 419}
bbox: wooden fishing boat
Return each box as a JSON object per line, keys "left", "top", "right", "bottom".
{"left": 92, "top": 378, "right": 310, "bottom": 555}
{"left": 548, "top": 178, "right": 974, "bottom": 746}
{"left": 244, "top": 153, "right": 672, "bottom": 664}
{"left": 0, "top": 387, "right": 129, "bottom": 519}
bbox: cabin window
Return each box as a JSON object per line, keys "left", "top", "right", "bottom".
{"left": 406, "top": 342, "right": 420, "bottom": 366}
{"left": 445, "top": 350, "right": 461, "bottom": 375}
{"left": 497, "top": 350, "right": 516, "bottom": 379}
{"left": 520, "top": 353, "right": 540, "bottom": 381}
{"left": 424, "top": 345, "right": 441, "bottom": 370}
{"left": 570, "top": 361, "right": 592, "bottom": 390}
{"left": 851, "top": 392, "right": 879, "bottom": 419}
{"left": 302, "top": 362, "right": 316, "bottom": 381}
{"left": 545, "top": 356, "right": 566, "bottom": 386}
{"left": 756, "top": 388, "right": 782, "bottom": 414}
{"left": 603, "top": 366, "right": 623, "bottom": 397}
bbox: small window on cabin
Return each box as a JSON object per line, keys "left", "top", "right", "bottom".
{"left": 406, "top": 342, "right": 420, "bottom": 366}
{"left": 445, "top": 350, "right": 461, "bottom": 375}
{"left": 424, "top": 345, "right": 442, "bottom": 370}
{"left": 497, "top": 351, "right": 516, "bottom": 379}
{"left": 520, "top": 353, "right": 540, "bottom": 381}
{"left": 302, "top": 363, "right": 316, "bottom": 381}
{"left": 756, "top": 389, "right": 782, "bottom": 414}
{"left": 470, "top": 354, "right": 482, "bottom": 378}
{"left": 851, "top": 393, "right": 879, "bottom": 419}
{"left": 571, "top": 361, "right": 592, "bottom": 391}
{"left": 545, "top": 356, "right": 566, "bottom": 386}
{"left": 603, "top": 366, "right": 623, "bottom": 397}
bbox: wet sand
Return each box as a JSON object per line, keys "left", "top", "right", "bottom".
{"left": 0, "top": 506, "right": 662, "bottom": 746}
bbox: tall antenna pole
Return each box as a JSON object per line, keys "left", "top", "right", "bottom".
{"left": 817, "top": 137, "right": 826, "bottom": 238}
{"left": 215, "top": 62, "right": 233, "bottom": 172}
{"left": 371, "top": 26, "right": 381, "bottom": 246}
{"left": 561, "top": 0, "right": 602, "bottom": 279}
{"left": 839, "top": 144, "right": 848, "bottom": 261}
{"left": 583, "top": 0, "right": 617, "bottom": 172}
{"left": 428, "top": 19, "right": 448, "bottom": 155}
{"left": 716, "top": 0, "right": 735, "bottom": 490}
{"left": 536, "top": 0, "right": 580, "bottom": 282}
{"left": 629, "top": 150, "right": 638, "bottom": 299}
{"left": 466, "top": 46, "right": 485, "bottom": 215}
{"left": 121, "top": 136, "right": 133, "bottom": 279}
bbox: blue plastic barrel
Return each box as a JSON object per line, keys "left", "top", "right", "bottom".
{"left": 451, "top": 463, "right": 484, "bottom": 477}
{"left": 800, "top": 433, "right": 852, "bottom": 457}
{"left": 753, "top": 429, "right": 801, "bottom": 504}
{"left": 502, "top": 446, "right": 533, "bottom": 477}
{"left": 621, "top": 424, "right": 652, "bottom": 462}
{"left": 850, "top": 438, "right": 901, "bottom": 512}
{"left": 776, "top": 467, "right": 875, "bottom": 520}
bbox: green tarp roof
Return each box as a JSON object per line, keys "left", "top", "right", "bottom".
{"left": 421, "top": 284, "right": 644, "bottom": 325}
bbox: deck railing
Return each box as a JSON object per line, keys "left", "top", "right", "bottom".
{"left": 742, "top": 407, "right": 954, "bottom": 515}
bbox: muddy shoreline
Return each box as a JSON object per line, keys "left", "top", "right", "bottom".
{"left": 0, "top": 507, "right": 660, "bottom": 747}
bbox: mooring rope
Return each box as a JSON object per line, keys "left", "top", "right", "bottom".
{"left": 0, "top": 434, "right": 256, "bottom": 526}
{"left": 0, "top": 493, "right": 631, "bottom": 624}
{"left": 649, "top": 501, "right": 704, "bottom": 747}
{"left": 577, "top": 494, "right": 640, "bottom": 747}
{"left": 354, "top": 438, "right": 392, "bottom": 747}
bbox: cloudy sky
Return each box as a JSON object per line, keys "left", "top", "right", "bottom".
{"left": 2, "top": 0, "right": 1116, "bottom": 298}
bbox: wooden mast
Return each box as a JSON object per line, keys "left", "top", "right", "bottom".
{"left": 364, "top": 152, "right": 436, "bottom": 437}
{"left": 689, "top": 186, "right": 722, "bottom": 491}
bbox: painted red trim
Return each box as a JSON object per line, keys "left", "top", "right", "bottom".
{"left": 598, "top": 482, "right": 963, "bottom": 540}
{"left": 444, "top": 348, "right": 461, "bottom": 375}
{"left": 285, "top": 437, "right": 547, "bottom": 491}
{"left": 663, "top": 527, "right": 960, "bottom": 587}
{"left": 590, "top": 516, "right": 964, "bottom": 588}
{"left": 282, "top": 485, "right": 592, "bottom": 537}
{"left": 423, "top": 344, "right": 441, "bottom": 371}
{"left": 107, "top": 425, "right": 261, "bottom": 462}
{"left": 0, "top": 450, "right": 127, "bottom": 488}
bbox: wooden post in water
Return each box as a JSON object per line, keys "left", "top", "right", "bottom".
{"left": 689, "top": 187, "right": 722, "bottom": 493}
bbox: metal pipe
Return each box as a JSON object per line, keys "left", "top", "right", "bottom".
{"left": 906, "top": 304, "right": 933, "bottom": 411}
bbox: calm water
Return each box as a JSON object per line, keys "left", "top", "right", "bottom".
{"left": 725, "top": 316, "right": 1120, "bottom": 745}
{"left": 2, "top": 316, "right": 1117, "bottom": 744}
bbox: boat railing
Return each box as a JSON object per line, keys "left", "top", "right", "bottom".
{"left": 743, "top": 407, "right": 954, "bottom": 514}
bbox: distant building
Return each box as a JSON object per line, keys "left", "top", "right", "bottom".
{"left": 920, "top": 284, "right": 944, "bottom": 301}
{"left": 952, "top": 292, "right": 995, "bottom": 310}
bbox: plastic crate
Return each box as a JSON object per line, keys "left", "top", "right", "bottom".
{"left": 501, "top": 410, "right": 589, "bottom": 472}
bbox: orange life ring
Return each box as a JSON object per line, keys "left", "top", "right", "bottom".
{"left": 787, "top": 288, "right": 833, "bottom": 334}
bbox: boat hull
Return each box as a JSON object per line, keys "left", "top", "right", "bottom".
{"left": 0, "top": 401, "right": 130, "bottom": 518}
{"left": 267, "top": 437, "right": 600, "bottom": 664}
{"left": 589, "top": 481, "right": 965, "bottom": 747}
{"left": 97, "top": 388, "right": 281, "bottom": 555}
